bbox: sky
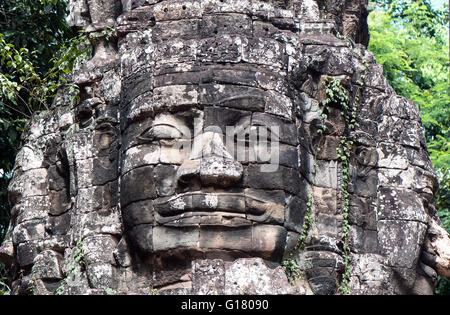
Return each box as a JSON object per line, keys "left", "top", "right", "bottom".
{"left": 430, "top": 0, "right": 447, "bottom": 8}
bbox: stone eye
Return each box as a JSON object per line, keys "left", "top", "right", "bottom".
{"left": 138, "top": 124, "right": 184, "bottom": 143}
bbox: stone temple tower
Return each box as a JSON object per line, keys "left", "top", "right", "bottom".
{"left": 0, "top": 0, "right": 449, "bottom": 295}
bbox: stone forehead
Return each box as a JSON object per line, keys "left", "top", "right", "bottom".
{"left": 118, "top": 0, "right": 359, "bottom": 120}
{"left": 126, "top": 0, "right": 302, "bottom": 18}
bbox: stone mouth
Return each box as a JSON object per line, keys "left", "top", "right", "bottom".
{"left": 153, "top": 191, "right": 278, "bottom": 220}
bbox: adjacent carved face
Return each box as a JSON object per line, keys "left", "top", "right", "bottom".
{"left": 120, "top": 75, "right": 306, "bottom": 262}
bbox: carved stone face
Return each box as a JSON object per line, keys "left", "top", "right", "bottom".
{"left": 120, "top": 71, "right": 307, "bottom": 261}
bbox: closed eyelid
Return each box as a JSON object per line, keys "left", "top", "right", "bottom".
{"left": 148, "top": 123, "right": 192, "bottom": 141}
{"left": 137, "top": 124, "right": 182, "bottom": 142}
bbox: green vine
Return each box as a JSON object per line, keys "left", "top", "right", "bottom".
{"left": 320, "top": 74, "right": 359, "bottom": 294}
{"left": 298, "top": 193, "right": 315, "bottom": 250}
{"left": 281, "top": 259, "right": 301, "bottom": 285}
{"left": 90, "top": 26, "right": 117, "bottom": 42}
{"left": 55, "top": 239, "right": 85, "bottom": 295}
{"left": 282, "top": 193, "right": 314, "bottom": 285}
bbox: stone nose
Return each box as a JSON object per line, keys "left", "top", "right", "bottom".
{"left": 177, "top": 132, "right": 243, "bottom": 186}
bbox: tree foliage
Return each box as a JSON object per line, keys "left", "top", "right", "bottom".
{"left": 368, "top": 0, "right": 450, "bottom": 295}
{"left": 0, "top": 0, "right": 89, "bottom": 243}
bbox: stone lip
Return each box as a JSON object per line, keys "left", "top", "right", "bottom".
{"left": 153, "top": 191, "right": 278, "bottom": 219}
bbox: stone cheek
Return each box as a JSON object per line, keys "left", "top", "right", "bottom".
{"left": 0, "top": 0, "right": 442, "bottom": 296}
{"left": 120, "top": 166, "right": 156, "bottom": 207}
{"left": 378, "top": 220, "right": 427, "bottom": 269}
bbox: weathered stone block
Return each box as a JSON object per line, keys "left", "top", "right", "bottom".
{"left": 354, "top": 145, "right": 378, "bottom": 167}
{"left": 76, "top": 208, "right": 123, "bottom": 238}
{"left": 13, "top": 195, "right": 50, "bottom": 225}
{"left": 12, "top": 220, "right": 46, "bottom": 245}
{"left": 202, "top": 0, "right": 251, "bottom": 15}
{"left": 312, "top": 187, "right": 339, "bottom": 216}
{"left": 122, "top": 199, "right": 154, "bottom": 228}
{"left": 199, "top": 226, "right": 251, "bottom": 252}
{"left": 313, "top": 160, "right": 339, "bottom": 190}
{"left": 192, "top": 259, "right": 225, "bottom": 295}
{"left": 301, "top": 250, "right": 344, "bottom": 295}
{"left": 247, "top": 164, "right": 302, "bottom": 195}
{"left": 46, "top": 212, "right": 71, "bottom": 236}
{"left": 348, "top": 195, "right": 377, "bottom": 230}
{"left": 128, "top": 224, "right": 153, "bottom": 254}
{"left": 154, "top": 164, "right": 177, "bottom": 197}
{"left": 160, "top": 145, "right": 185, "bottom": 165}
{"left": 75, "top": 181, "right": 118, "bottom": 213}
{"left": 31, "top": 250, "right": 63, "bottom": 279}
{"left": 244, "top": 38, "right": 286, "bottom": 69}
{"left": 348, "top": 225, "right": 379, "bottom": 254}
{"left": 154, "top": 39, "right": 197, "bottom": 68}
{"left": 284, "top": 196, "right": 307, "bottom": 233}
{"left": 377, "top": 142, "right": 408, "bottom": 170}
{"left": 245, "top": 188, "right": 285, "bottom": 224}
{"left": 86, "top": 263, "right": 116, "bottom": 290}
{"left": 153, "top": 0, "right": 202, "bottom": 21}
{"left": 199, "top": 35, "right": 246, "bottom": 63}
{"left": 122, "top": 145, "right": 160, "bottom": 174}
{"left": 200, "top": 84, "right": 265, "bottom": 112}
{"left": 153, "top": 85, "right": 198, "bottom": 112}
{"left": 83, "top": 234, "right": 117, "bottom": 265}
{"left": 121, "top": 166, "right": 156, "bottom": 207}
{"left": 17, "top": 241, "right": 38, "bottom": 267}
{"left": 377, "top": 187, "right": 427, "bottom": 223}
{"left": 252, "top": 225, "right": 286, "bottom": 260}
{"left": 378, "top": 220, "right": 427, "bottom": 269}
{"left": 154, "top": 226, "right": 199, "bottom": 252}
{"left": 201, "top": 13, "right": 252, "bottom": 37}
{"left": 349, "top": 164, "right": 378, "bottom": 198}
{"left": 92, "top": 156, "right": 119, "bottom": 186}
{"left": 153, "top": 19, "right": 201, "bottom": 43}
{"left": 223, "top": 258, "right": 303, "bottom": 295}
{"left": 8, "top": 168, "right": 48, "bottom": 204}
